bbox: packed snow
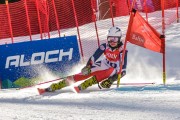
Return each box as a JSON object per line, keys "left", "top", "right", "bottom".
{"left": 0, "top": 13, "right": 180, "bottom": 120}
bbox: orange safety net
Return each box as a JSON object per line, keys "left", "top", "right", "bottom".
{"left": 0, "top": 0, "right": 180, "bottom": 59}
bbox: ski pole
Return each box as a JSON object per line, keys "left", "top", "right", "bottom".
{"left": 16, "top": 77, "right": 65, "bottom": 90}
{"left": 113, "top": 82, "right": 155, "bottom": 86}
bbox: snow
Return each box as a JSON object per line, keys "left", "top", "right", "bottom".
{"left": 1, "top": 13, "right": 180, "bottom": 120}
{"left": 1, "top": 83, "right": 180, "bottom": 120}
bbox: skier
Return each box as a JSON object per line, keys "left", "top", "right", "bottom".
{"left": 38, "top": 26, "right": 128, "bottom": 94}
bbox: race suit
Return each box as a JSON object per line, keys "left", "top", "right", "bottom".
{"left": 73, "top": 43, "right": 128, "bottom": 82}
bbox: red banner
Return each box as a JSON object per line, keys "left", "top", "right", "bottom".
{"left": 126, "top": 10, "right": 164, "bottom": 53}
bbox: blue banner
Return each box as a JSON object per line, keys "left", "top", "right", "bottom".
{"left": 0, "top": 36, "right": 80, "bottom": 88}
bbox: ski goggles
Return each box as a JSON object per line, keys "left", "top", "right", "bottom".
{"left": 107, "top": 37, "right": 119, "bottom": 43}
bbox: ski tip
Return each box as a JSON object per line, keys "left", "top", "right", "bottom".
{"left": 37, "top": 88, "right": 45, "bottom": 95}
{"left": 74, "top": 86, "right": 80, "bottom": 93}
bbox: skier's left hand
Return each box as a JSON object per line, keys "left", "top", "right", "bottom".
{"left": 81, "top": 65, "right": 91, "bottom": 75}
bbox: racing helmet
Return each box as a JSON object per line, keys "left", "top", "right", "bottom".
{"left": 107, "top": 26, "right": 123, "bottom": 48}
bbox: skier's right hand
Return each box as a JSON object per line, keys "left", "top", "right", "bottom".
{"left": 81, "top": 65, "right": 91, "bottom": 75}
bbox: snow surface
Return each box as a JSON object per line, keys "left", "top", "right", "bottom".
{"left": 1, "top": 13, "right": 180, "bottom": 120}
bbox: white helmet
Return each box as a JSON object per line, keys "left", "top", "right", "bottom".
{"left": 107, "top": 26, "right": 123, "bottom": 48}
{"left": 107, "top": 26, "right": 122, "bottom": 38}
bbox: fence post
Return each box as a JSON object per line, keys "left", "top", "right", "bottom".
{"left": 126, "top": 0, "right": 131, "bottom": 14}
{"left": 161, "top": 0, "right": 166, "bottom": 85}
{"left": 5, "top": 0, "right": 14, "bottom": 43}
{"left": 144, "top": 0, "right": 148, "bottom": 22}
{"left": 176, "top": 0, "right": 179, "bottom": 22}
{"left": 24, "top": 0, "right": 32, "bottom": 41}
{"left": 161, "top": 0, "right": 165, "bottom": 35}
{"left": 52, "top": 0, "right": 60, "bottom": 37}
{"left": 91, "top": 0, "right": 100, "bottom": 46}
{"left": 35, "top": 0, "right": 43, "bottom": 40}
{"left": 44, "top": 0, "right": 50, "bottom": 39}
{"left": 71, "top": 0, "right": 84, "bottom": 61}
{"left": 108, "top": 0, "right": 114, "bottom": 27}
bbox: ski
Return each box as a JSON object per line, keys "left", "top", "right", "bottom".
{"left": 37, "top": 87, "right": 80, "bottom": 95}
{"left": 37, "top": 88, "right": 46, "bottom": 95}
{"left": 37, "top": 82, "right": 155, "bottom": 95}
{"left": 74, "top": 86, "right": 80, "bottom": 93}
{"left": 17, "top": 77, "right": 67, "bottom": 90}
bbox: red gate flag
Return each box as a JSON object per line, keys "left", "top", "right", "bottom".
{"left": 126, "top": 9, "right": 165, "bottom": 53}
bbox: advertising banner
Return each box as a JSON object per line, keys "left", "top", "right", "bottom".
{"left": 130, "top": 0, "right": 155, "bottom": 13}
{"left": 0, "top": 36, "right": 80, "bottom": 88}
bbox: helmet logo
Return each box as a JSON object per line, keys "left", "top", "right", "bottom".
{"left": 115, "top": 27, "right": 121, "bottom": 33}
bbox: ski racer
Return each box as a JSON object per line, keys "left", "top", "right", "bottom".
{"left": 40, "top": 26, "right": 128, "bottom": 94}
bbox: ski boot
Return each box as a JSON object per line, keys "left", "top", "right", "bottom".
{"left": 38, "top": 76, "right": 74, "bottom": 95}
{"left": 46, "top": 76, "right": 74, "bottom": 92}
{"left": 100, "top": 74, "right": 118, "bottom": 88}
{"left": 74, "top": 76, "right": 97, "bottom": 93}
{"left": 45, "top": 79, "right": 67, "bottom": 92}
